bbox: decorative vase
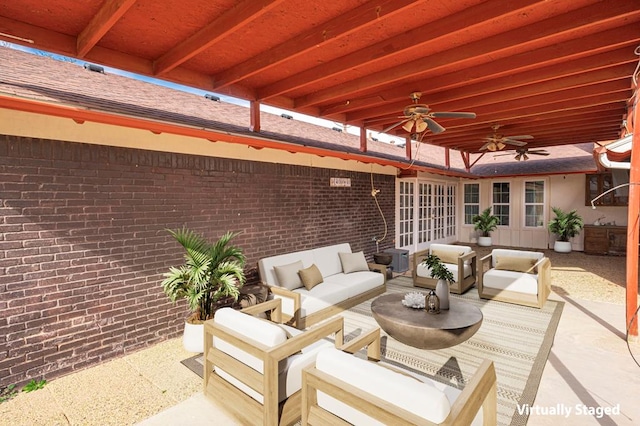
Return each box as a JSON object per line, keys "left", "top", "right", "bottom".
{"left": 435, "top": 279, "right": 450, "bottom": 310}
{"left": 183, "top": 321, "right": 204, "bottom": 353}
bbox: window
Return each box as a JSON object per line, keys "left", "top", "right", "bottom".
{"left": 524, "top": 180, "right": 544, "bottom": 227}
{"left": 463, "top": 183, "right": 479, "bottom": 225}
{"left": 398, "top": 181, "right": 414, "bottom": 247}
{"left": 492, "top": 182, "right": 510, "bottom": 226}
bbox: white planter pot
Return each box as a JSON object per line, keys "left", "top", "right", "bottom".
{"left": 477, "top": 236, "right": 492, "bottom": 247}
{"left": 183, "top": 321, "right": 204, "bottom": 353}
{"left": 554, "top": 241, "right": 572, "bottom": 253}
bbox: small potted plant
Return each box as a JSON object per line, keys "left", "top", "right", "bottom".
{"left": 472, "top": 207, "right": 500, "bottom": 247}
{"left": 422, "top": 253, "right": 455, "bottom": 309}
{"left": 162, "top": 228, "right": 246, "bottom": 352}
{"left": 548, "top": 207, "right": 584, "bottom": 253}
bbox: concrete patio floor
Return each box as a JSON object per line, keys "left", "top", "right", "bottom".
{"left": 2, "top": 257, "right": 639, "bottom": 425}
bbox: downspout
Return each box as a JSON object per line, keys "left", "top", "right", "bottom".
{"left": 627, "top": 91, "right": 639, "bottom": 340}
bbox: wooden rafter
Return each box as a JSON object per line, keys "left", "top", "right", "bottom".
{"left": 214, "top": 0, "right": 418, "bottom": 90}
{"left": 154, "top": 0, "right": 283, "bottom": 75}
{"left": 77, "top": 0, "right": 137, "bottom": 57}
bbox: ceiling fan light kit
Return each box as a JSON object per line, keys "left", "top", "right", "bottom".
{"left": 382, "top": 92, "right": 476, "bottom": 139}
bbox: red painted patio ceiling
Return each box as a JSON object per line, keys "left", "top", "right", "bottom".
{"left": 0, "top": 0, "right": 638, "bottom": 154}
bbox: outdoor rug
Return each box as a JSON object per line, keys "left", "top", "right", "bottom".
{"left": 182, "top": 275, "right": 564, "bottom": 426}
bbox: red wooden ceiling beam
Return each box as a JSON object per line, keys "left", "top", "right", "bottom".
{"left": 76, "top": 0, "right": 137, "bottom": 57}
{"left": 154, "top": 0, "right": 283, "bottom": 76}
{"left": 295, "top": 2, "right": 640, "bottom": 108}
{"left": 258, "top": 0, "right": 543, "bottom": 100}
{"left": 213, "top": 0, "right": 417, "bottom": 90}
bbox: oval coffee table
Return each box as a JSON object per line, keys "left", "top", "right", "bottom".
{"left": 371, "top": 293, "right": 483, "bottom": 350}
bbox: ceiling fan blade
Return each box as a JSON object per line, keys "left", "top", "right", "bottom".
{"left": 424, "top": 118, "right": 445, "bottom": 134}
{"left": 402, "top": 119, "right": 416, "bottom": 132}
{"left": 415, "top": 120, "right": 428, "bottom": 133}
{"left": 502, "top": 138, "right": 528, "bottom": 147}
{"left": 479, "top": 142, "right": 491, "bottom": 151}
{"left": 530, "top": 151, "right": 550, "bottom": 156}
{"left": 506, "top": 135, "right": 534, "bottom": 140}
{"left": 382, "top": 119, "right": 409, "bottom": 133}
{"left": 431, "top": 111, "right": 476, "bottom": 119}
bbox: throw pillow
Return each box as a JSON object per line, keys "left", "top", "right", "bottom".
{"left": 298, "top": 264, "right": 323, "bottom": 290}
{"left": 273, "top": 260, "right": 304, "bottom": 290}
{"left": 339, "top": 251, "right": 369, "bottom": 273}
{"left": 495, "top": 256, "right": 536, "bottom": 273}
{"left": 430, "top": 249, "right": 462, "bottom": 265}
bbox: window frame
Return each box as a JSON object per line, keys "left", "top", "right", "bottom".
{"left": 523, "top": 180, "right": 545, "bottom": 228}
{"left": 492, "top": 181, "right": 510, "bottom": 227}
{"left": 462, "top": 183, "right": 480, "bottom": 225}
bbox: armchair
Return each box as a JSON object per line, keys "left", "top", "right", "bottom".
{"left": 413, "top": 244, "right": 477, "bottom": 294}
{"left": 302, "top": 331, "right": 496, "bottom": 426}
{"left": 203, "top": 299, "right": 345, "bottom": 426}
{"left": 477, "top": 248, "right": 551, "bottom": 309}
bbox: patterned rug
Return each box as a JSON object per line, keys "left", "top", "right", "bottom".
{"left": 182, "top": 275, "right": 564, "bottom": 426}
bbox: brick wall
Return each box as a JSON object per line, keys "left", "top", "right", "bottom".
{"left": 0, "top": 135, "right": 395, "bottom": 387}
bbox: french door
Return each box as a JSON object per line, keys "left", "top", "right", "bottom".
{"left": 398, "top": 179, "right": 457, "bottom": 253}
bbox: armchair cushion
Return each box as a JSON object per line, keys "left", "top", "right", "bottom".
{"left": 315, "top": 348, "right": 451, "bottom": 425}
{"left": 274, "top": 260, "right": 304, "bottom": 290}
{"left": 431, "top": 248, "right": 464, "bottom": 265}
{"left": 338, "top": 251, "right": 369, "bottom": 273}
{"left": 213, "top": 307, "right": 334, "bottom": 404}
{"left": 495, "top": 256, "right": 536, "bottom": 273}
{"left": 416, "top": 262, "right": 472, "bottom": 280}
{"left": 299, "top": 264, "right": 324, "bottom": 290}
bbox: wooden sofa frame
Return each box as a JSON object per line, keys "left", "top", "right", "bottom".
{"left": 269, "top": 262, "right": 387, "bottom": 329}
{"left": 413, "top": 249, "right": 477, "bottom": 294}
{"left": 477, "top": 253, "right": 551, "bottom": 309}
{"left": 301, "top": 327, "right": 497, "bottom": 426}
{"left": 203, "top": 299, "right": 346, "bottom": 426}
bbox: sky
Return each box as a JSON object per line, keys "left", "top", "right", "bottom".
{"left": 3, "top": 41, "right": 405, "bottom": 145}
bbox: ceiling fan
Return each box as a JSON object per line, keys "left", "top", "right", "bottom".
{"left": 496, "top": 147, "right": 550, "bottom": 161}
{"left": 382, "top": 92, "right": 476, "bottom": 139}
{"left": 480, "top": 124, "right": 533, "bottom": 152}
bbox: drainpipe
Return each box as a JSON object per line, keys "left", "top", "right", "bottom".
{"left": 627, "top": 90, "right": 639, "bottom": 340}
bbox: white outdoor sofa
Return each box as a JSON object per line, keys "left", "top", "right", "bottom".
{"left": 258, "top": 243, "right": 387, "bottom": 329}
{"left": 413, "top": 243, "right": 477, "bottom": 294}
{"left": 478, "top": 248, "right": 551, "bottom": 309}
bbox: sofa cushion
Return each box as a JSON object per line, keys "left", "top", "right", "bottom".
{"left": 495, "top": 256, "right": 536, "bottom": 273}
{"left": 273, "top": 260, "right": 304, "bottom": 290}
{"left": 483, "top": 269, "right": 539, "bottom": 295}
{"left": 296, "top": 283, "right": 351, "bottom": 317}
{"left": 259, "top": 250, "right": 314, "bottom": 287}
{"left": 323, "top": 271, "right": 384, "bottom": 298}
{"left": 338, "top": 251, "right": 369, "bottom": 273}
{"left": 299, "top": 264, "right": 324, "bottom": 290}
{"left": 312, "top": 243, "right": 352, "bottom": 277}
{"left": 431, "top": 248, "right": 463, "bottom": 265}
{"left": 315, "top": 348, "right": 451, "bottom": 425}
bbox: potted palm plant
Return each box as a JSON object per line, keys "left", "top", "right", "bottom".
{"left": 472, "top": 207, "right": 500, "bottom": 247}
{"left": 548, "top": 207, "right": 584, "bottom": 253}
{"left": 422, "top": 253, "right": 455, "bottom": 310}
{"left": 162, "top": 228, "right": 246, "bottom": 352}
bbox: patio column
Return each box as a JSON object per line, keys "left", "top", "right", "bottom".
{"left": 626, "top": 88, "right": 639, "bottom": 339}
